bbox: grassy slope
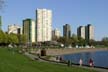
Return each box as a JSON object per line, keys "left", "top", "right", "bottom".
{"left": 0, "top": 48, "right": 97, "bottom": 72}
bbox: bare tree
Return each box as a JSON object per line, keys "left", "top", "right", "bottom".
{"left": 0, "top": 0, "right": 5, "bottom": 10}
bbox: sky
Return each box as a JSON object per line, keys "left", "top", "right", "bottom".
{"left": 0, "top": 0, "right": 108, "bottom": 40}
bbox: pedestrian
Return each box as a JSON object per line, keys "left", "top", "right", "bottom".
{"left": 56, "top": 56, "right": 60, "bottom": 62}
{"left": 67, "top": 60, "right": 71, "bottom": 67}
{"left": 59, "top": 56, "right": 63, "bottom": 61}
{"left": 89, "top": 58, "right": 94, "bottom": 67}
{"left": 79, "top": 58, "right": 83, "bottom": 66}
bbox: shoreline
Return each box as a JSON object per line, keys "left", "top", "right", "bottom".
{"left": 29, "top": 48, "right": 108, "bottom": 72}
{"left": 38, "top": 54, "right": 108, "bottom": 72}
{"left": 42, "top": 48, "right": 108, "bottom": 71}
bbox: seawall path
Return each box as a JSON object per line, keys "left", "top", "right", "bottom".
{"left": 45, "top": 48, "right": 108, "bottom": 56}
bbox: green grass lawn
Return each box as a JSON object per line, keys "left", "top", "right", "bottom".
{"left": 0, "top": 48, "right": 97, "bottom": 72}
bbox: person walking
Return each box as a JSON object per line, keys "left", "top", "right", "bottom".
{"left": 67, "top": 60, "right": 71, "bottom": 67}
{"left": 89, "top": 58, "right": 94, "bottom": 67}
{"left": 79, "top": 58, "right": 83, "bottom": 66}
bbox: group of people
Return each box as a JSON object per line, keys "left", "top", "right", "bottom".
{"left": 56, "top": 56, "right": 94, "bottom": 67}
{"left": 79, "top": 58, "right": 94, "bottom": 67}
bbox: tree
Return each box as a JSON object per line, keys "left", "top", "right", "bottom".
{"left": 71, "top": 34, "right": 79, "bottom": 46}
{"left": 65, "top": 37, "right": 72, "bottom": 46}
{"left": 0, "top": 30, "right": 27, "bottom": 46}
{"left": 0, "top": 0, "right": 5, "bottom": 10}
{"left": 57, "top": 34, "right": 87, "bottom": 47}
{"left": 52, "top": 36, "right": 59, "bottom": 41}
{"left": 78, "top": 36, "right": 86, "bottom": 46}
{"left": 0, "top": 30, "right": 4, "bottom": 44}
{"left": 0, "top": 30, "right": 9, "bottom": 45}
{"left": 57, "top": 37, "right": 65, "bottom": 44}
{"left": 101, "top": 37, "right": 108, "bottom": 46}
{"left": 20, "top": 34, "right": 27, "bottom": 44}
{"left": 8, "top": 33, "right": 19, "bottom": 44}
{"left": 57, "top": 36, "right": 72, "bottom": 46}
{"left": 102, "top": 37, "right": 108, "bottom": 42}
{"left": 88, "top": 39, "right": 95, "bottom": 46}
{"left": 3, "top": 32, "right": 8, "bottom": 44}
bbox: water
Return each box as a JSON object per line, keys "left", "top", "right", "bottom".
{"left": 63, "top": 51, "right": 108, "bottom": 68}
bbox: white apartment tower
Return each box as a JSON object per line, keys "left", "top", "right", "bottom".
{"left": 86, "top": 24, "right": 94, "bottom": 40}
{"left": 77, "top": 24, "right": 94, "bottom": 41}
{"left": 77, "top": 26, "right": 85, "bottom": 39}
{"left": 36, "top": 9, "right": 52, "bottom": 42}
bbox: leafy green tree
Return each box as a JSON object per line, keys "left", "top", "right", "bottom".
{"left": 0, "top": 30, "right": 27, "bottom": 46}
{"left": 102, "top": 37, "right": 108, "bottom": 42}
{"left": 101, "top": 37, "right": 108, "bottom": 46}
{"left": 71, "top": 34, "right": 79, "bottom": 46}
{"left": 78, "top": 36, "right": 86, "bottom": 46}
{"left": 0, "top": 30, "right": 4, "bottom": 44}
{"left": 0, "top": 30, "right": 9, "bottom": 45}
{"left": 88, "top": 39, "right": 95, "bottom": 46}
{"left": 57, "top": 37, "right": 65, "bottom": 44}
{"left": 3, "top": 32, "right": 8, "bottom": 44}
{"left": 18, "top": 34, "right": 27, "bottom": 45}
{"left": 57, "top": 36, "right": 69, "bottom": 46}
{"left": 52, "top": 36, "right": 59, "bottom": 41}
{"left": 65, "top": 37, "right": 72, "bottom": 46}
{"left": 9, "top": 33, "right": 19, "bottom": 44}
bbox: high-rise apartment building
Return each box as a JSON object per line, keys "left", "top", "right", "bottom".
{"left": 23, "top": 19, "right": 36, "bottom": 43}
{"left": 8, "top": 24, "right": 22, "bottom": 34}
{"left": 77, "top": 26, "right": 85, "bottom": 39}
{"left": 86, "top": 24, "right": 94, "bottom": 41}
{"left": 63, "top": 24, "right": 71, "bottom": 38}
{"left": 36, "top": 9, "right": 52, "bottom": 42}
{"left": 77, "top": 24, "right": 94, "bottom": 42}
{"left": 52, "top": 28, "right": 61, "bottom": 40}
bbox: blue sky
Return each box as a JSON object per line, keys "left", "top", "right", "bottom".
{"left": 0, "top": 0, "right": 108, "bottom": 40}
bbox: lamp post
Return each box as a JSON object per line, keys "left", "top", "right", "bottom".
{"left": 0, "top": 16, "right": 2, "bottom": 30}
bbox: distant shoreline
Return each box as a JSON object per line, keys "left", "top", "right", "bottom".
{"left": 45, "top": 48, "right": 108, "bottom": 56}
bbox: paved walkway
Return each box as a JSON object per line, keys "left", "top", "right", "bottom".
{"left": 24, "top": 52, "right": 108, "bottom": 72}
{"left": 78, "top": 66, "right": 108, "bottom": 72}
{"left": 45, "top": 48, "right": 108, "bottom": 56}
